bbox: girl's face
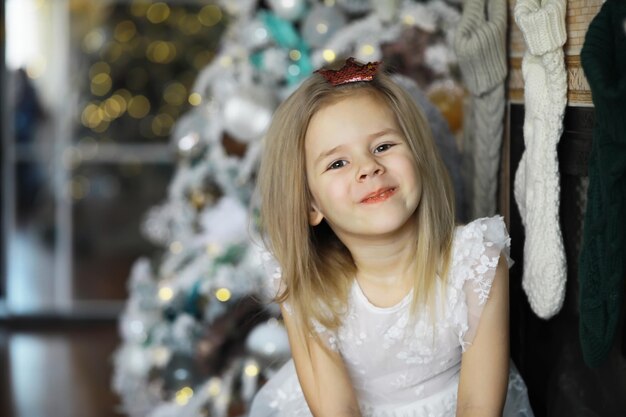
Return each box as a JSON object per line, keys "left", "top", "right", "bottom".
{"left": 304, "top": 92, "right": 422, "bottom": 243}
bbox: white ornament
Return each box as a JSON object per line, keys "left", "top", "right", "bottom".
{"left": 372, "top": 0, "right": 400, "bottom": 23}
{"left": 222, "top": 85, "right": 275, "bottom": 143}
{"left": 242, "top": 18, "right": 271, "bottom": 49}
{"left": 267, "top": 0, "right": 306, "bottom": 21}
{"left": 302, "top": 5, "right": 347, "bottom": 48}
{"left": 246, "top": 319, "right": 291, "bottom": 363}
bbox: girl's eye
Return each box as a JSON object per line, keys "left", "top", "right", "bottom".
{"left": 374, "top": 143, "right": 394, "bottom": 153}
{"left": 328, "top": 160, "right": 347, "bottom": 170}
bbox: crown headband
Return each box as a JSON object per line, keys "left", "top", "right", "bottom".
{"left": 315, "top": 57, "right": 381, "bottom": 86}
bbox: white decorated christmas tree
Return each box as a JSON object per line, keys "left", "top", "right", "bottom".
{"left": 112, "top": 1, "right": 465, "bottom": 416}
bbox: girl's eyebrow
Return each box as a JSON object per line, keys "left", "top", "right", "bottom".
{"left": 314, "top": 128, "right": 399, "bottom": 165}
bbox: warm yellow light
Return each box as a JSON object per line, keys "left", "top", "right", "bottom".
{"left": 147, "top": 41, "right": 176, "bottom": 64}
{"left": 107, "top": 94, "right": 127, "bottom": 117}
{"left": 130, "top": 0, "right": 150, "bottom": 17}
{"left": 146, "top": 2, "right": 170, "bottom": 24}
{"left": 81, "top": 103, "right": 101, "bottom": 128}
{"left": 289, "top": 50, "right": 301, "bottom": 61}
{"left": 158, "top": 286, "right": 174, "bottom": 301}
{"left": 198, "top": 5, "right": 222, "bottom": 27}
{"left": 402, "top": 14, "right": 415, "bottom": 26}
{"left": 114, "top": 20, "right": 137, "bottom": 43}
{"left": 316, "top": 23, "right": 328, "bottom": 34}
{"left": 151, "top": 346, "right": 171, "bottom": 367}
{"left": 207, "top": 378, "right": 221, "bottom": 396}
{"left": 360, "top": 44, "right": 375, "bottom": 56}
{"left": 151, "top": 113, "right": 174, "bottom": 136}
{"left": 174, "top": 386, "right": 193, "bottom": 405}
{"left": 206, "top": 243, "right": 221, "bottom": 256}
{"left": 188, "top": 93, "right": 202, "bottom": 106}
{"left": 91, "top": 120, "right": 110, "bottom": 133}
{"left": 219, "top": 55, "right": 233, "bottom": 67}
{"left": 115, "top": 88, "right": 133, "bottom": 102}
{"left": 128, "top": 95, "right": 151, "bottom": 118}
{"left": 163, "top": 82, "right": 187, "bottom": 106}
{"left": 89, "top": 62, "right": 111, "bottom": 79}
{"left": 322, "top": 49, "right": 336, "bottom": 63}
{"left": 215, "top": 288, "right": 231, "bottom": 302}
{"left": 83, "top": 30, "right": 105, "bottom": 53}
{"left": 91, "top": 73, "right": 112, "bottom": 96}
{"left": 244, "top": 363, "right": 260, "bottom": 377}
{"left": 169, "top": 241, "right": 183, "bottom": 254}
{"left": 180, "top": 15, "right": 201, "bottom": 35}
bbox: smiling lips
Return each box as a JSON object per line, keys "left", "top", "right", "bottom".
{"left": 361, "top": 187, "right": 397, "bottom": 204}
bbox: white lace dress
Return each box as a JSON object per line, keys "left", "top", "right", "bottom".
{"left": 250, "top": 216, "right": 534, "bottom": 417}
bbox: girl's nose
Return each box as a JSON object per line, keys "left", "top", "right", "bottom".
{"left": 357, "top": 158, "right": 384, "bottom": 182}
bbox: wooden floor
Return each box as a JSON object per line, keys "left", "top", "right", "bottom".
{"left": 0, "top": 320, "right": 122, "bottom": 417}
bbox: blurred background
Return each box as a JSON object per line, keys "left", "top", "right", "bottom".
{"left": 2, "top": 1, "right": 624, "bottom": 417}
{"left": 1, "top": 1, "right": 467, "bottom": 416}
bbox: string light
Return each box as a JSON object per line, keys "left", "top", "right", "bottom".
{"left": 114, "top": 20, "right": 137, "bottom": 42}
{"left": 244, "top": 362, "right": 260, "bottom": 377}
{"left": 146, "top": 2, "right": 170, "bottom": 24}
{"left": 188, "top": 93, "right": 202, "bottom": 106}
{"left": 215, "top": 288, "right": 231, "bottom": 302}
{"left": 323, "top": 49, "right": 336, "bottom": 63}
{"left": 207, "top": 377, "right": 221, "bottom": 397}
{"left": 289, "top": 50, "right": 301, "bottom": 61}
{"left": 169, "top": 241, "right": 183, "bottom": 254}
{"left": 198, "top": 5, "right": 222, "bottom": 27}
{"left": 163, "top": 82, "right": 187, "bottom": 106}
{"left": 360, "top": 44, "right": 375, "bottom": 57}
{"left": 158, "top": 286, "right": 174, "bottom": 301}
{"left": 128, "top": 95, "right": 151, "bottom": 118}
{"left": 174, "top": 386, "right": 193, "bottom": 405}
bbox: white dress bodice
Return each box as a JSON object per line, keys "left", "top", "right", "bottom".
{"left": 250, "top": 216, "right": 533, "bottom": 417}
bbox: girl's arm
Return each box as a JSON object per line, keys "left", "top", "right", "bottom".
{"left": 456, "top": 254, "right": 510, "bottom": 417}
{"left": 280, "top": 303, "right": 362, "bottom": 417}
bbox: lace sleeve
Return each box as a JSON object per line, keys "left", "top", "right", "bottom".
{"left": 452, "top": 216, "right": 513, "bottom": 349}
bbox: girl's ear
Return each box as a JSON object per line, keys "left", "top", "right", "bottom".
{"left": 309, "top": 204, "right": 324, "bottom": 226}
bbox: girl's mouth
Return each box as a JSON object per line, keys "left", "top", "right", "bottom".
{"left": 361, "top": 187, "right": 397, "bottom": 204}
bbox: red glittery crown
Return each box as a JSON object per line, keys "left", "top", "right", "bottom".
{"left": 315, "top": 57, "right": 381, "bottom": 86}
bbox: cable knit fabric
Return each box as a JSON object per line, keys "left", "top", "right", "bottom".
{"left": 454, "top": 0, "right": 508, "bottom": 218}
{"left": 578, "top": 0, "right": 626, "bottom": 368}
{"left": 250, "top": 217, "right": 534, "bottom": 417}
{"left": 513, "top": 0, "right": 568, "bottom": 319}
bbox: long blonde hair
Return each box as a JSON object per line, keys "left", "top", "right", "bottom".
{"left": 257, "top": 67, "right": 456, "bottom": 338}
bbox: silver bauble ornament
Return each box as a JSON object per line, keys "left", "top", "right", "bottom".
{"left": 302, "top": 5, "right": 347, "bottom": 48}
{"left": 222, "top": 85, "right": 275, "bottom": 143}
{"left": 246, "top": 319, "right": 291, "bottom": 365}
{"left": 267, "top": 0, "right": 306, "bottom": 21}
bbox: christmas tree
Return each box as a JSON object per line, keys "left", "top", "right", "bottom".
{"left": 112, "top": 1, "right": 465, "bottom": 416}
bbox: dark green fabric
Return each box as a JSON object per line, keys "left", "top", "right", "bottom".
{"left": 579, "top": 0, "right": 626, "bottom": 368}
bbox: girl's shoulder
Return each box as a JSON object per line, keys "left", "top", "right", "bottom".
{"left": 448, "top": 215, "right": 513, "bottom": 292}
{"left": 453, "top": 215, "right": 511, "bottom": 251}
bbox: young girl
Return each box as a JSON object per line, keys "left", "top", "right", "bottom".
{"left": 250, "top": 58, "right": 533, "bottom": 417}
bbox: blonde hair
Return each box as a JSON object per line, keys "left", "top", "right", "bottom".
{"left": 257, "top": 67, "right": 456, "bottom": 339}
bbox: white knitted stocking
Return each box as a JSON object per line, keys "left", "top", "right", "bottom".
{"left": 514, "top": 0, "right": 568, "bottom": 319}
